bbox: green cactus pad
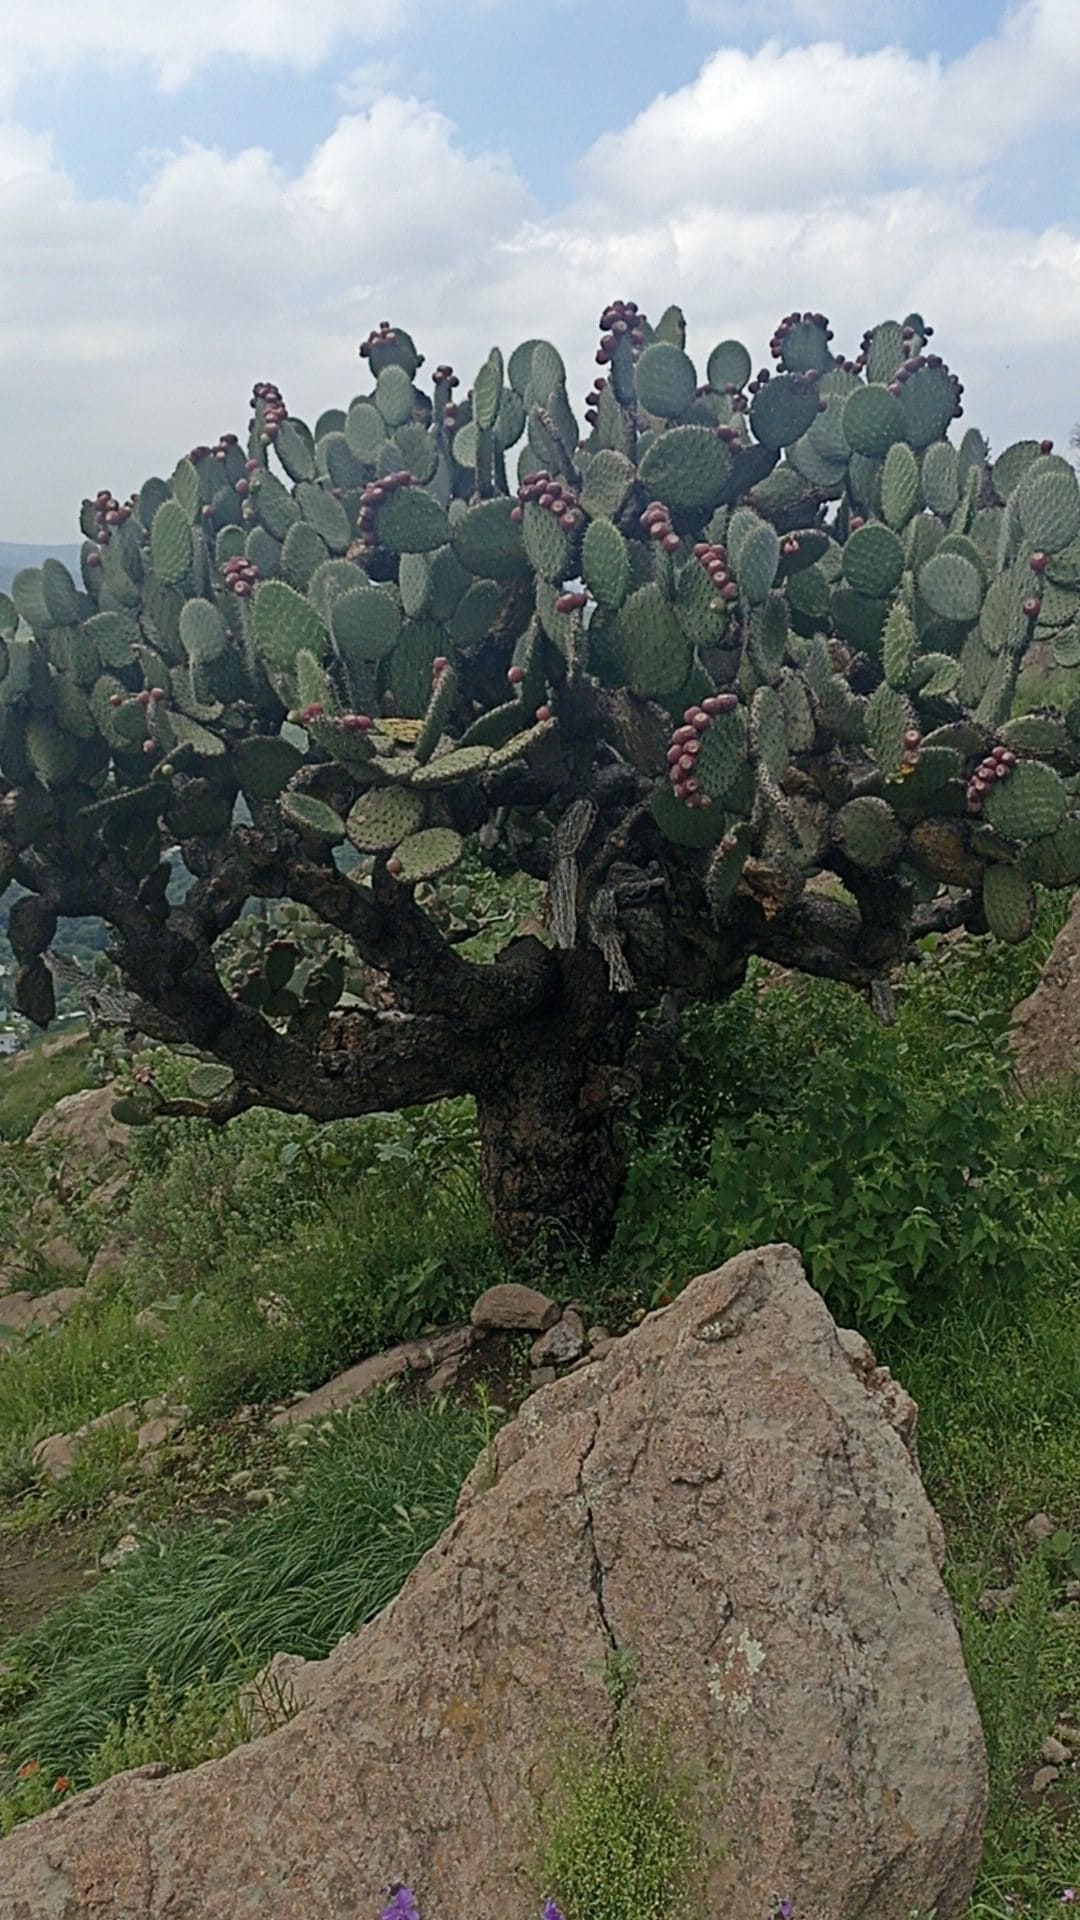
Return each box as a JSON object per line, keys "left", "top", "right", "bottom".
{"left": 579, "top": 450, "right": 636, "bottom": 520}
{"left": 865, "top": 680, "right": 911, "bottom": 777}
{"left": 453, "top": 499, "right": 527, "bottom": 580}
{"left": 751, "top": 685, "right": 789, "bottom": 780}
{"left": 275, "top": 420, "right": 316, "bottom": 483}
{"left": 920, "top": 441, "right": 959, "bottom": 516}
{"left": 331, "top": 587, "right": 401, "bottom": 663}
{"left": 779, "top": 671, "right": 815, "bottom": 751}
{"left": 346, "top": 785, "right": 425, "bottom": 850}
{"left": 834, "top": 795, "right": 904, "bottom": 868}
{"left": 983, "top": 760, "right": 1068, "bottom": 840}
{"left": 234, "top": 735, "right": 304, "bottom": 800}
{"left": 1021, "top": 815, "right": 1080, "bottom": 888}
{"left": 111, "top": 1096, "right": 156, "bottom": 1127}
{"left": 254, "top": 581, "right": 327, "bottom": 671}
{"left": 307, "top": 557, "right": 364, "bottom": 625}
{"left": 650, "top": 783, "right": 729, "bottom": 848}
{"left": 883, "top": 602, "right": 917, "bottom": 688}
{"left": 864, "top": 322, "right": 904, "bottom": 384}
{"left": 40, "top": 558, "right": 80, "bottom": 627}
{"left": 345, "top": 402, "right": 388, "bottom": 465}
{"left": 581, "top": 518, "right": 630, "bottom": 611}
{"left": 374, "top": 488, "right": 450, "bottom": 555}
{"left": 706, "top": 824, "right": 752, "bottom": 904}
{"left": 187, "top": 1062, "right": 237, "bottom": 1102}
{"left": 749, "top": 375, "right": 820, "bottom": 450}
{"left": 919, "top": 551, "right": 983, "bottom": 625}
{"left": 150, "top": 501, "right": 193, "bottom": 586}
{"left": 776, "top": 318, "right": 832, "bottom": 376}
{"left": 614, "top": 584, "right": 692, "bottom": 700}
{"left": 280, "top": 793, "right": 346, "bottom": 842}
{"left": 410, "top": 744, "right": 492, "bottom": 787}
{"left": 897, "top": 365, "right": 957, "bottom": 450}
{"left": 522, "top": 501, "right": 574, "bottom": 583}
{"left": 374, "top": 365, "right": 416, "bottom": 429}
{"left": 982, "top": 863, "right": 1035, "bottom": 943}
{"left": 706, "top": 340, "right": 751, "bottom": 392}
{"left": 1001, "top": 713, "right": 1071, "bottom": 755}
{"left": 786, "top": 563, "right": 831, "bottom": 625}
{"left": 695, "top": 703, "right": 747, "bottom": 801}
{"left": 638, "top": 427, "right": 732, "bottom": 511}
{"left": 84, "top": 610, "right": 140, "bottom": 671}
{"left": 295, "top": 482, "right": 350, "bottom": 554}
{"left": 252, "top": 471, "right": 300, "bottom": 541}
{"left": 445, "top": 579, "right": 499, "bottom": 649}
{"left": 991, "top": 440, "right": 1041, "bottom": 501}
{"left": 842, "top": 385, "right": 904, "bottom": 459}
{"left": 26, "top": 719, "right": 79, "bottom": 787}
{"left": 179, "top": 598, "right": 228, "bottom": 662}
{"left": 842, "top": 523, "right": 904, "bottom": 598}
{"left": 1014, "top": 457, "right": 1080, "bottom": 554}
{"left": 733, "top": 522, "right": 780, "bottom": 606}
{"left": 393, "top": 827, "right": 464, "bottom": 882}
{"left": 1052, "top": 624, "right": 1080, "bottom": 669}
{"left": 634, "top": 342, "right": 697, "bottom": 419}
{"left": 281, "top": 519, "right": 329, "bottom": 590}
{"left": 911, "top": 652, "right": 962, "bottom": 697}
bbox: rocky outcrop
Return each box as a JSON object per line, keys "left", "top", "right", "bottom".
{"left": 0, "top": 1246, "right": 987, "bottom": 1920}
{"left": 1011, "top": 890, "right": 1080, "bottom": 1087}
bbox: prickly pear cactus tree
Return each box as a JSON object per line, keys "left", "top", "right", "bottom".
{"left": 2, "top": 303, "right": 1079, "bottom": 1255}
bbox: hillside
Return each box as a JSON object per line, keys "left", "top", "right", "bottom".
{"left": 0, "top": 542, "right": 83, "bottom": 598}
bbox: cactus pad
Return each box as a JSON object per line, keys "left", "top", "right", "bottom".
{"left": 982, "top": 760, "right": 1068, "bottom": 839}
{"left": 393, "top": 827, "right": 464, "bottom": 881}
{"left": 983, "top": 863, "right": 1035, "bottom": 943}
{"left": 834, "top": 796, "right": 904, "bottom": 868}
{"left": 280, "top": 793, "right": 346, "bottom": 842}
{"left": 842, "top": 523, "right": 904, "bottom": 598}
{"left": 346, "top": 786, "right": 425, "bottom": 851}
{"left": 919, "top": 552, "right": 983, "bottom": 625}
{"left": 842, "top": 385, "right": 904, "bottom": 458}
{"left": 1014, "top": 457, "right": 1080, "bottom": 554}
{"left": 635, "top": 343, "right": 697, "bottom": 419}
{"left": 749, "top": 375, "right": 819, "bottom": 449}
{"left": 638, "top": 427, "right": 732, "bottom": 511}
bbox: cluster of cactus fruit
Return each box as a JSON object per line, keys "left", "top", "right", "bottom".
{"left": 2, "top": 293, "right": 1080, "bottom": 1050}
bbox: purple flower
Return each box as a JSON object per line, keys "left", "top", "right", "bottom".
{"left": 380, "top": 1888, "right": 420, "bottom": 1920}
{"left": 1062, "top": 1895, "right": 1076, "bottom": 1907}
{"left": 772, "top": 1900, "right": 795, "bottom": 1920}
{"left": 542, "top": 1904, "right": 566, "bottom": 1920}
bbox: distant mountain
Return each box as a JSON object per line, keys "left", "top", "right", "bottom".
{"left": 0, "top": 541, "right": 83, "bottom": 598}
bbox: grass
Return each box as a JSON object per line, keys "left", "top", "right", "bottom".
{"left": 0, "top": 1391, "right": 484, "bottom": 1815}
{"left": 0, "top": 904, "right": 1077, "bottom": 1909}
{"left": 0, "top": 1029, "right": 90, "bottom": 1142}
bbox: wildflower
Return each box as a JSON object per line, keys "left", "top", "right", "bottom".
{"left": 542, "top": 1903, "right": 566, "bottom": 1920}
{"left": 1062, "top": 1896, "right": 1076, "bottom": 1907}
{"left": 772, "top": 1901, "right": 795, "bottom": 1920}
{"left": 53, "top": 1777, "right": 70, "bottom": 1794}
{"left": 380, "top": 1888, "right": 420, "bottom": 1920}
{"left": 16, "top": 1759, "right": 39, "bottom": 1780}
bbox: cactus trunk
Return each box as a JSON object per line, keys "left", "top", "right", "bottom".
{"left": 474, "top": 993, "right": 634, "bottom": 1261}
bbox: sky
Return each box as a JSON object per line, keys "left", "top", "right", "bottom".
{"left": 1, "top": 0, "right": 1078, "bottom": 542}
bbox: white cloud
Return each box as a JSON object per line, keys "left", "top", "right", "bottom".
{"left": 1, "top": 1, "right": 1079, "bottom": 538}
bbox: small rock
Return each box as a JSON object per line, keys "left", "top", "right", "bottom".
{"left": 134, "top": 1307, "right": 169, "bottom": 1338}
{"left": 244, "top": 1487, "right": 275, "bottom": 1508}
{"left": 85, "top": 1403, "right": 139, "bottom": 1435}
{"left": 41, "top": 1236, "right": 86, "bottom": 1280}
{"left": 0, "top": 1286, "right": 86, "bottom": 1342}
{"left": 1031, "top": 1764, "right": 1060, "bottom": 1794}
{"left": 101, "top": 1533, "right": 141, "bottom": 1571}
{"left": 1024, "top": 1511, "right": 1057, "bottom": 1545}
{"left": 529, "top": 1366, "right": 557, "bottom": 1392}
{"left": 269, "top": 1349, "right": 411, "bottom": 1428}
{"left": 31, "top": 1433, "right": 77, "bottom": 1482}
{"left": 530, "top": 1310, "right": 586, "bottom": 1369}
{"left": 1040, "top": 1736, "right": 1071, "bottom": 1766}
{"left": 1055, "top": 1724, "right": 1080, "bottom": 1749}
{"left": 586, "top": 1325, "right": 611, "bottom": 1350}
{"left": 136, "top": 1414, "right": 183, "bottom": 1454}
{"left": 256, "top": 1292, "right": 295, "bottom": 1330}
{"left": 977, "top": 1585, "right": 1019, "bottom": 1616}
{"left": 86, "top": 1240, "right": 132, "bottom": 1293}
{"left": 470, "top": 1284, "right": 559, "bottom": 1334}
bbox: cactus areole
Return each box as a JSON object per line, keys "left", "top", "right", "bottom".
{"left": 2, "top": 307, "right": 1079, "bottom": 1256}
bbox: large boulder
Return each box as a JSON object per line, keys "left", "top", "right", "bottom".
{"left": 26, "top": 1086, "right": 132, "bottom": 1198}
{"left": 1011, "top": 890, "right": 1080, "bottom": 1087}
{"left": 0, "top": 1246, "right": 987, "bottom": 1920}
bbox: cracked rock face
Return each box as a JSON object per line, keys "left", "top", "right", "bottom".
{"left": 0, "top": 1245, "right": 987, "bottom": 1920}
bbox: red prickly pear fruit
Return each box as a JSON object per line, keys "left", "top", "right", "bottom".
{"left": 235, "top": 478, "right": 249, "bottom": 496}
{"left": 136, "top": 690, "right": 152, "bottom": 708}
{"left": 109, "top": 693, "right": 124, "bottom": 708}
{"left": 535, "top": 704, "right": 553, "bottom": 722}
{"left": 721, "top": 581, "right": 739, "bottom": 602}
{"left": 150, "top": 688, "right": 166, "bottom": 702}
{"left": 507, "top": 665, "right": 526, "bottom": 685}
{"left": 510, "top": 505, "right": 523, "bottom": 523}
{"left": 142, "top": 739, "right": 157, "bottom": 757}
{"left": 432, "top": 656, "right": 450, "bottom": 674}
{"left": 1023, "top": 597, "right": 1041, "bottom": 619}
{"left": 667, "top": 744, "right": 683, "bottom": 765}
{"left": 850, "top": 515, "right": 866, "bottom": 531}
{"left": 201, "top": 505, "right": 214, "bottom": 519}
{"left": 86, "top": 550, "right": 102, "bottom": 567}
{"left": 1029, "top": 552, "right": 1048, "bottom": 572}
{"left": 716, "top": 692, "right": 738, "bottom": 712}
{"left": 386, "top": 857, "right": 403, "bottom": 876}
{"left": 663, "top": 532, "right": 681, "bottom": 553}
{"left": 1040, "top": 439, "right": 1054, "bottom": 454}
{"left": 245, "top": 459, "right": 260, "bottom": 473}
